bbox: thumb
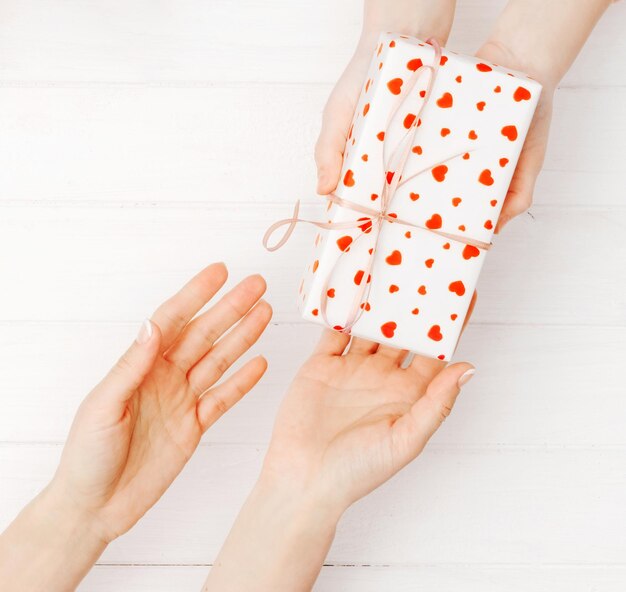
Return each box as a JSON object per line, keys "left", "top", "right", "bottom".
{"left": 93, "top": 319, "right": 162, "bottom": 406}
{"left": 393, "top": 363, "right": 475, "bottom": 461}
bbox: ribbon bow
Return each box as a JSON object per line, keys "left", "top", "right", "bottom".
{"left": 263, "top": 38, "right": 490, "bottom": 334}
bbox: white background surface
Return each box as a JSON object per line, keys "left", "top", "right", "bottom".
{"left": 1, "top": 1, "right": 625, "bottom": 590}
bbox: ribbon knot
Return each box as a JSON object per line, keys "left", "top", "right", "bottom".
{"left": 263, "top": 38, "right": 491, "bottom": 335}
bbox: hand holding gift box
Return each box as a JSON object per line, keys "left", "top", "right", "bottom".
{"left": 265, "top": 33, "right": 540, "bottom": 360}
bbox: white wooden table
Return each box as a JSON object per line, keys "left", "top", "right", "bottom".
{"left": 1, "top": 1, "right": 625, "bottom": 590}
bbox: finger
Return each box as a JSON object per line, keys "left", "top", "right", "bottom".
{"left": 392, "top": 362, "right": 475, "bottom": 460}
{"left": 376, "top": 344, "right": 408, "bottom": 365}
{"left": 152, "top": 262, "right": 228, "bottom": 351}
{"left": 348, "top": 336, "right": 379, "bottom": 355}
{"left": 165, "top": 274, "right": 266, "bottom": 372}
{"left": 313, "top": 328, "right": 350, "bottom": 356}
{"left": 187, "top": 300, "right": 272, "bottom": 395}
{"left": 315, "top": 94, "right": 354, "bottom": 194}
{"left": 197, "top": 355, "right": 268, "bottom": 432}
{"left": 93, "top": 319, "right": 162, "bottom": 407}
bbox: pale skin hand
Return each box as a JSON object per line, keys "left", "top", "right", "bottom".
{"left": 204, "top": 328, "right": 475, "bottom": 591}
{"left": 315, "top": 0, "right": 457, "bottom": 194}
{"left": 0, "top": 263, "right": 272, "bottom": 592}
{"left": 316, "top": 0, "right": 612, "bottom": 233}
{"left": 478, "top": 0, "right": 613, "bottom": 232}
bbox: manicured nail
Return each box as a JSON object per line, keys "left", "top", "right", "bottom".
{"left": 136, "top": 319, "right": 153, "bottom": 344}
{"left": 458, "top": 368, "right": 475, "bottom": 388}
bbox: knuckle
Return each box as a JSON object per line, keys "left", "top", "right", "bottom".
{"left": 211, "top": 393, "right": 229, "bottom": 415}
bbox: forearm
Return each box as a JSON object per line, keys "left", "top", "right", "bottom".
{"left": 483, "top": 0, "right": 612, "bottom": 86}
{"left": 0, "top": 483, "right": 106, "bottom": 592}
{"left": 203, "top": 478, "right": 341, "bottom": 592}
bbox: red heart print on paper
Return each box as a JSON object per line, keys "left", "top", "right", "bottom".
{"left": 410, "top": 192, "right": 420, "bottom": 201}
{"left": 403, "top": 113, "right": 416, "bottom": 128}
{"left": 479, "top": 169, "right": 494, "bottom": 186}
{"left": 407, "top": 58, "right": 423, "bottom": 71}
{"left": 343, "top": 169, "right": 355, "bottom": 187}
{"left": 425, "top": 214, "right": 442, "bottom": 229}
{"left": 327, "top": 288, "right": 335, "bottom": 298}
{"left": 428, "top": 325, "right": 443, "bottom": 341}
{"left": 336, "top": 236, "right": 352, "bottom": 252}
{"left": 513, "top": 86, "right": 531, "bottom": 101}
{"left": 476, "top": 101, "right": 486, "bottom": 111}
{"left": 387, "top": 78, "right": 403, "bottom": 95}
{"left": 381, "top": 322, "right": 397, "bottom": 338}
{"left": 389, "top": 284, "right": 399, "bottom": 293}
{"left": 436, "top": 92, "right": 453, "bottom": 108}
{"left": 431, "top": 165, "right": 448, "bottom": 182}
{"left": 452, "top": 197, "right": 462, "bottom": 207}
{"left": 386, "top": 250, "right": 402, "bottom": 265}
{"left": 448, "top": 280, "right": 466, "bottom": 296}
{"left": 462, "top": 245, "right": 480, "bottom": 260}
{"left": 354, "top": 270, "right": 371, "bottom": 285}
{"left": 425, "top": 258, "right": 434, "bottom": 268}
{"left": 476, "top": 63, "right": 493, "bottom": 72}
{"left": 501, "top": 125, "right": 518, "bottom": 141}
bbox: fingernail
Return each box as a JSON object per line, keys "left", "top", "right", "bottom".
{"left": 457, "top": 368, "right": 475, "bottom": 388}
{"left": 136, "top": 319, "right": 153, "bottom": 344}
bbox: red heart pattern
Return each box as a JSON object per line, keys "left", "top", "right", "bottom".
{"left": 381, "top": 321, "right": 397, "bottom": 338}
{"left": 386, "top": 250, "right": 402, "bottom": 265}
{"left": 425, "top": 213, "right": 442, "bottom": 229}
{"left": 479, "top": 169, "right": 494, "bottom": 186}
{"left": 436, "top": 92, "right": 453, "bottom": 108}
{"left": 299, "top": 32, "right": 540, "bottom": 361}
{"left": 513, "top": 86, "right": 531, "bottom": 102}
{"left": 387, "top": 78, "right": 403, "bottom": 95}
{"left": 501, "top": 125, "right": 518, "bottom": 141}
{"left": 448, "top": 280, "right": 466, "bottom": 296}
{"left": 428, "top": 325, "right": 443, "bottom": 341}
{"left": 431, "top": 165, "right": 448, "bottom": 182}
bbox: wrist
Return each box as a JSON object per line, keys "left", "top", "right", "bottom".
{"left": 36, "top": 480, "right": 109, "bottom": 553}
{"left": 0, "top": 481, "right": 107, "bottom": 591}
{"left": 252, "top": 472, "right": 343, "bottom": 536}
{"left": 362, "top": 0, "right": 456, "bottom": 43}
{"left": 205, "top": 475, "right": 341, "bottom": 591}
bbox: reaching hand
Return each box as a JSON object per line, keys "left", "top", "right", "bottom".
{"left": 53, "top": 263, "right": 272, "bottom": 543}
{"left": 262, "top": 329, "right": 474, "bottom": 513}
{"left": 205, "top": 315, "right": 475, "bottom": 592}
{"left": 0, "top": 263, "right": 272, "bottom": 591}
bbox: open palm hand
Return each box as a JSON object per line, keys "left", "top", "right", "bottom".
{"left": 51, "top": 263, "right": 272, "bottom": 543}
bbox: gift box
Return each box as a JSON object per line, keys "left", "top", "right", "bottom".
{"left": 272, "top": 33, "right": 541, "bottom": 360}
